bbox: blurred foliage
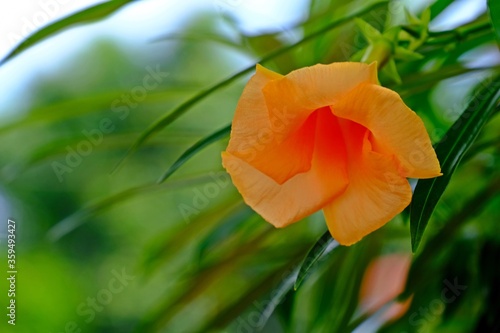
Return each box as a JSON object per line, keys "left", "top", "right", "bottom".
{"left": 0, "top": 0, "right": 499, "bottom": 332}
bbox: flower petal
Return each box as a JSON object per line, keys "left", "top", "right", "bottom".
{"left": 222, "top": 107, "right": 349, "bottom": 227}
{"left": 332, "top": 83, "right": 441, "bottom": 179}
{"left": 323, "top": 126, "right": 412, "bottom": 245}
{"left": 226, "top": 65, "right": 281, "bottom": 155}
{"left": 359, "top": 254, "right": 412, "bottom": 321}
{"left": 226, "top": 65, "right": 316, "bottom": 184}
{"left": 262, "top": 62, "right": 378, "bottom": 140}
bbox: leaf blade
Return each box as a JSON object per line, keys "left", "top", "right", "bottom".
{"left": 294, "top": 230, "right": 340, "bottom": 290}
{"left": 157, "top": 124, "right": 231, "bottom": 183}
{"left": 47, "top": 173, "right": 219, "bottom": 240}
{"left": 487, "top": 0, "right": 500, "bottom": 46}
{"left": 1, "top": 0, "right": 134, "bottom": 65}
{"left": 410, "top": 75, "right": 500, "bottom": 252}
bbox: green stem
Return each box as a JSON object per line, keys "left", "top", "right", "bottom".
{"left": 425, "top": 21, "right": 492, "bottom": 45}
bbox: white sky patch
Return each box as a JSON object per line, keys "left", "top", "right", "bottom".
{"left": 430, "top": 0, "right": 487, "bottom": 31}
{"left": 0, "top": 0, "right": 104, "bottom": 58}
{"left": 460, "top": 43, "right": 500, "bottom": 68}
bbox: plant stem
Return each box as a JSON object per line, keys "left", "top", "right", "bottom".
{"left": 425, "top": 21, "right": 492, "bottom": 45}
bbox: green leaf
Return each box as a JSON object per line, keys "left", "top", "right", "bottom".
{"left": 404, "top": 177, "right": 500, "bottom": 299}
{"left": 152, "top": 32, "right": 242, "bottom": 50}
{"left": 410, "top": 75, "right": 500, "bottom": 252}
{"left": 47, "top": 173, "right": 218, "bottom": 240}
{"left": 487, "top": 0, "right": 500, "bottom": 46}
{"left": 404, "top": 8, "right": 420, "bottom": 26}
{"left": 256, "top": 265, "right": 299, "bottom": 328}
{"left": 0, "top": 87, "right": 191, "bottom": 136}
{"left": 142, "top": 199, "right": 244, "bottom": 277}
{"left": 429, "top": 0, "right": 455, "bottom": 20}
{"left": 114, "top": 1, "right": 389, "bottom": 170}
{"left": 157, "top": 124, "right": 231, "bottom": 183}
{"left": 20, "top": 131, "right": 196, "bottom": 174}
{"left": 112, "top": 66, "right": 252, "bottom": 173}
{"left": 325, "top": 240, "right": 378, "bottom": 332}
{"left": 196, "top": 272, "right": 285, "bottom": 332}
{"left": 294, "top": 230, "right": 340, "bottom": 290}
{"left": 47, "top": 182, "right": 156, "bottom": 241}
{"left": 134, "top": 225, "right": 274, "bottom": 333}
{"left": 394, "top": 46, "right": 424, "bottom": 61}
{"left": 0, "top": 0, "right": 134, "bottom": 65}
{"left": 382, "top": 58, "right": 402, "bottom": 84}
{"left": 196, "top": 205, "right": 254, "bottom": 261}
{"left": 354, "top": 18, "right": 382, "bottom": 42}
{"left": 421, "top": 7, "right": 431, "bottom": 26}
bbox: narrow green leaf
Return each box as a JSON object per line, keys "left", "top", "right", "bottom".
{"left": 47, "top": 182, "right": 156, "bottom": 241}
{"left": 47, "top": 173, "right": 217, "bottom": 240}
{"left": 196, "top": 205, "right": 254, "bottom": 260}
{"left": 196, "top": 266, "right": 290, "bottom": 333}
{"left": 429, "top": 0, "right": 455, "bottom": 20}
{"left": 157, "top": 124, "right": 231, "bottom": 183}
{"left": 404, "top": 8, "right": 420, "bottom": 25}
{"left": 152, "top": 32, "right": 242, "bottom": 50}
{"left": 294, "top": 230, "right": 340, "bottom": 290}
{"left": 0, "top": 0, "right": 134, "bottom": 65}
{"left": 0, "top": 87, "right": 191, "bottom": 136}
{"left": 354, "top": 18, "right": 382, "bottom": 42}
{"left": 114, "top": 1, "right": 389, "bottom": 170}
{"left": 331, "top": 239, "right": 379, "bottom": 332}
{"left": 256, "top": 265, "right": 299, "bottom": 328}
{"left": 487, "top": 0, "right": 500, "bottom": 46}
{"left": 383, "top": 58, "right": 402, "bottom": 84}
{"left": 410, "top": 75, "right": 500, "bottom": 252}
{"left": 16, "top": 131, "right": 196, "bottom": 178}
{"left": 134, "top": 225, "right": 273, "bottom": 333}
{"left": 141, "top": 199, "right": 244, "bottom": 277}
{"left": 404, "top": 177, "right": 500, "bottom": 299}
{"left": 394, "top": 46, "right": 424, "bottom": 61}
{"left": 346, "top": 300, "right": 396, "bottom": 332}
{"left": 421, "top": 7, "right": 431, "bottom": 26}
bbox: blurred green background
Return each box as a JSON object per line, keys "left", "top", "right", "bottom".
{"left": 0, "top": 0, "right": 499, "bottom": 332}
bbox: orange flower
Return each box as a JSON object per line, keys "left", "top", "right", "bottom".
{"left": 222, "top": 62, "right": 441, "bottom": 245}
{"left": 359, "top": 253, "right": 413, "bottom": 323}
